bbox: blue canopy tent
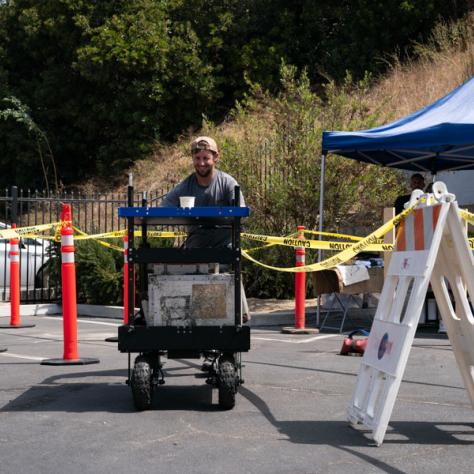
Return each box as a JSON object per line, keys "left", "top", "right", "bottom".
{"left": 314, "top": 77, "right": 474, "bottom": 325}
{"left": 319, "top": 76, "right": 474, "bottom": 234}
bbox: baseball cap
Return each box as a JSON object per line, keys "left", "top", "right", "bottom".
{"left": 191, "top": 136, "right": 218, "bottom": 153}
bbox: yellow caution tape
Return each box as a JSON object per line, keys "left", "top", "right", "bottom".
{"left": 242, "top": 206, "right": 414, "bottom": 272}
{"left": 308, "top": 240, "right": 394, "bottom": 251}
{"left": 5, "top": 205, "right": 470, "bottom": 263}
{"left": 241, "top": 233, "right": 393, "bottom": 252}
{"left": 246, "top": 237, "right": 474, "bottom": 252}
{"left": 72, "top": 226, "right": 123, "bottom": 252}
{"left": 52, "top": 222, "right": 62, "bottom": 242}
{"left": 73, "top": 229, "right": 186, "bottom": 240}
{"left": 460, "top": 208, "right": 474, "bottom": 226}
{"left": 68, "top": 226, "right": 186, "bottom": 252}
{"left": 148, "top": 231, "right": 186, "bottom": 238}
{"left": 243, "top": 242, "right": 276, "bottom": 252}
{"left": 73, "top": 229, "right": 128, "bottom": 240}
{"left": 303, "top": 230, "right": 364, "bottom": 241}
{"left": 21, "top": 234, "right": 58, "bottom": 241}
{"left": 0, "top": 222, "right": 60, "bottom": 239}
{"left": 243, "top": 232, "right": 298, "bottom": 253}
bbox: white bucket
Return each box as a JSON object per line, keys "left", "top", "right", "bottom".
{"left": 179, "top": 196, "right": 195, "bottom": 208}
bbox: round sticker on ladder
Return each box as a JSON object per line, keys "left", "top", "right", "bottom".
{"left": 378, "top": 333, "right": 389, "bottom": 360}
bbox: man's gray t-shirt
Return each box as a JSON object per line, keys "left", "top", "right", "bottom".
{"left": 161, "top": 170, "right": 245, "bottom": 248}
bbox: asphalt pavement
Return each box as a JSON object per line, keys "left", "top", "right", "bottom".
{"left": 0, "top": 313, "right": 473, "bottom": 474}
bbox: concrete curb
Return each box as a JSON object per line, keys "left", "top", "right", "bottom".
{"left": 0, "top": 303, "right": 376, "bottom": 327}
{"left": 0, "top": 303, "right": 62, "bottom": 317}
{"left": 250, "top": 311, "right": 300, "bottom": 327}
{"left": 0, "top": 303, "right": 302, "bottom": 326}
{"left": 77, "top": 304, "right": 138, "bottom": 320}
{"left": 281, "top": 326, "right": 319, "bottom": 334}
{"left": 0, "top": 303, "right": 139, "bottom": 319}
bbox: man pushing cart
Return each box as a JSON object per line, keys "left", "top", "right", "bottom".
{"left": 117, "top": 136, "right": 250, "bottom": 410}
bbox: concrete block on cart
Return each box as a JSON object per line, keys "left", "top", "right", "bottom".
{"left": 153, "top": 263, "right": 210, "bottom": 275}
{"left": 148, "top": 273, "right": 235, "bottom": 327}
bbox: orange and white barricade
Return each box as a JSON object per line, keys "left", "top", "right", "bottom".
{"left": 0, "top": 223, "right": 35, "bottom": 329}
{"left": 41, "top": 204, "right": 99, "bottom": 366}
{"left": 347, "top": 182, "right": 474, "bottom": 446}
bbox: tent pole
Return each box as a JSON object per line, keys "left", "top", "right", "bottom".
{"left": 317, "top": 152, "right": 327, "bottom": 327}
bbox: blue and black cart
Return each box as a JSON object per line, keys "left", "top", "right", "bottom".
{"left": 117, "top": 184, "right": 250, "bottom": 410}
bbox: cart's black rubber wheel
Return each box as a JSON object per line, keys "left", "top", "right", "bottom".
{"left": 131, "top": 356, "right": 153, "bottom": 411}
{"left": 218, "top": 359, "right": 237, "bottom": 410}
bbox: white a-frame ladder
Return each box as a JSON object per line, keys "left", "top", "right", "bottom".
{"left": 347, "top": 182, "right": 474, "bottom": 446}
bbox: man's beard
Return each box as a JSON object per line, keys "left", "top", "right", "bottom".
{"left": 195, "top": 167, "right": 212, "bottom": 177}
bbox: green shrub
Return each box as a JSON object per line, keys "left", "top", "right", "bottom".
{"left": 73, "top": 240, "right": 123, "bottom": 305}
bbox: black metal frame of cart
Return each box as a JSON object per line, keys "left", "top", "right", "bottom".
{"left": 117, "top": 183, "right": 250, "bottom": 409}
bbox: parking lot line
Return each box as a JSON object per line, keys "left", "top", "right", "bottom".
{"left": 0, "top": 352, "right": 45, "bottom": 361}
{"left": 33, "top": 317, "right": 339, "bottom": 344}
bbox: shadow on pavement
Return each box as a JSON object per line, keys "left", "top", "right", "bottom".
{"left": 239, "top": 385, "right": 474, "bottom": 473}
{"left": 0, "top": 363, "right": 217, "bottom": 414}
{"left": 244, "top": 359, "right": 465, "bottom": 391}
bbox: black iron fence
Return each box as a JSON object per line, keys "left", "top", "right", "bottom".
{"left": 0, "top": 186, "right": 165, "bottom": 303}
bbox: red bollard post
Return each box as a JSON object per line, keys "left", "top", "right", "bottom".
{"left": 10, "top": 224, "right": 20, "bottom": 326}
{"left": 282, "top": 225, "right": 319, "bottom": 334}
{"left": 122, "top": 233, "right": 135, "bottom": 323}
{"left": 123, "top": 234, "right": 129, "bottom": 325}
{"left": 105, "top": 233, "right": 131, "bottom": 342}
{"left": 295, "top": 225, "right": 306, "bottom": 329}
{"left": 61, "top": 207, "right": 79, "bottom": 360}
{"left": 0, "top": 223, "right": 35, "bottom": 329}
{"left": 42, "top": 204, "right": 99, "bottom": 365}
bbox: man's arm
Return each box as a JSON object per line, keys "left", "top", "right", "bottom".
{"left": 393, "top": 195, "right": 408, "bottom": 215}
{"left": 160, "top": 186, "right": 181, "bottom": 207}
{"left": 226, "top": 177, "right": 245, "bottom": 206}
{"left": 236, "top": 189, "right": 246, "bottom": 207}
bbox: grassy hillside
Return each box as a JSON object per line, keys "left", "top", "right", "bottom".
{"left": 368, "top": 14, "right": 474, "bottom": 117}
{"left": 129, "top": 14, "right": 474, "bottom": 193}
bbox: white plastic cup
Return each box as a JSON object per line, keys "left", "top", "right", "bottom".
{"left": 179, "top": 196, "right": 195, "bottom": 208}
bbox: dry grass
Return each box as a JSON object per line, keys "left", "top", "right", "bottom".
{"left": 119, "top": 14, "right": 474, "bottom": 194}
{"left": 368, "top": 14, "right": 474, "bottom": 121}
{"left": 131, "top": 143, "right": 190, "bottom": 192}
